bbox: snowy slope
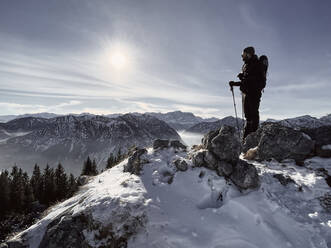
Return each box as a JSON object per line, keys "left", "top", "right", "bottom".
{"left": 7, "top": 147, "right": 331, "bottom": 248}
{"left": 129, "top": 150, "right": 331, "bottom": 248}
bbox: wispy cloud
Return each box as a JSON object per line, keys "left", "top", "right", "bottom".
{"left": 0, "top": 101, "right": 81, "bottom": 115}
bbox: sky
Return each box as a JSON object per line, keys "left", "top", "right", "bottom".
{"left": 0, "top": 0, "right": 330, "bottom": 120}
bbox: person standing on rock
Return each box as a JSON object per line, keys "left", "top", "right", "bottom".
{"left": 229, "top": 46, "right": 267, "bottom": 140}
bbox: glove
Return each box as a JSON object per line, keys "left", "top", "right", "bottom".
{"left": 237, "top": 73, "right": 243, "bottom": 80}
{"left": 229, "top": 81, "right": 235, "bottom": 87}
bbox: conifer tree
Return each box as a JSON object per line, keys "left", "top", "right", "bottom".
{"left": 30, "top": 164, "right": 43, "bottom": 203}
{"left": 106, "top": 153, "right": 115, "bottom": 169}
{"left": 0, "top": 170, "right": 10, "bottom": 216}
{"left": 54, "top": 163, "right": 68, "bottom": 201}
{"left": 91, "top": 159, "right": 98, "bottom": 176}
{"left": 42, "top": 164, "right": 55, "bottom": 205}
{"left": 81, "top": 156, "right": 92, "bottom": 176}
{"left": 116, "top": 148, "right": 122, "bottom": 163}
{"left": 9, "top": 166, "right": 25, "bottom": 211}
{"left": 22, "top": 172, "right": 34, "bottom": 209}
{"left": 67, "top": 173, "right": 78, "bottom": 197}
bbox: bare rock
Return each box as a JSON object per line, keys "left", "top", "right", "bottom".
{"left": 202, "top": 129, "right": 219, "bottom": 150}
{"left": 215, "top": 160, "right": 233, "bottom": 177}
{"left": 123, "top": 148, "right": 148, "bottom": 175}
{"left": 153, "top": 139, "right": 169, "bottom": 150}
{"left": 316, "top": 145, "right": 331, "bottom": 158}
{"left": 77, "top": 175, "right": 90, "bottom": 186}
{"left": 2, "top": 240, "right": 27, "bottom": 248}
{"left": 319, "top": 192, "right": 331, "bottom": 212}
{"left": 173, "top": 158, "right": 188, "bottom": 171}
{"left": 230, "top": 160, "right": 260, "bottom": 190}
{"left": 192, "top": 150, "right": 206, "bottom": 167}
{"left": 203, "top": 151, "right": 219, "bottom": 170}
{"left": 257, "top": 123, "right": 314, "bottom": 162}
{"left": 273, "top": 174, "right": 295, "bottom": 186}
{"left": 209, "top": 126, "right": 241, "bottom": 165}
{"left": 169, "top": 140, "right": 187, "bottom": 151}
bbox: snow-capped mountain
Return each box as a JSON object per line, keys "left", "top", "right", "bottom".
{"left": 5, "top": 138, "right": 331, "bottom": 248}
{"left": 0, "top": 114, "right": 181, "bottom": 175}
{"left": 278, "top": 115, "right": 331, "bottom": 129}
{"left": 186, "top": 116, "right": 244, "bottom": 134}
{"left": 0, "top": 111, "right": 219, "bottom": 131}
{"left": 146, "top": 111, "right": 219, "bottom": 130}
{"left": 0, "top": 113, "right": 60, "bottom": 123}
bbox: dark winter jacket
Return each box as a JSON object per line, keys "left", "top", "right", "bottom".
{"left": 239, "top": 55, "right": 264, "bottom": 95}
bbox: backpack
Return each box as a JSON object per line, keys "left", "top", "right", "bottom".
{"left": 258, "top": 55, "right": 268, "bottom": 90}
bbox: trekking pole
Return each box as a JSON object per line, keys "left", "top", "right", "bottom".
{"left": 241, "top": 92, "right": 245, "bottom": 130}
{"left": 230, "top": 86, "right": 241, "bottom": 140}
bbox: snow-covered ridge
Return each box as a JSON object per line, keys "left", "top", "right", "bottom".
{"left": 6, "top": 146, "right": 331, "bottom": 248}
{"left": 278, "top": 115, "right": 331, "bottom": 129}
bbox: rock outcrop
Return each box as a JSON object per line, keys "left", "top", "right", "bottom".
{"left": 173, "top": 158, "right": 188, "bottom": 172}
{"left": 153, "top": 139, "right": 187, "bottom": 151}
{"left": 202, "top": 126, "right": 241, "bottom": 165}
{"left": 123, "top": 148, "right": 148, "bottom": 175}
{"left": 230, "top": 160, "right": 260, "bottom": 190}
{"left": 243, "top": 123, "right": 315, "bottom": 162}
{"left": 192, "top": 125, "right": 259, "bottom": 190}
{"left": 3, "top": 165, "right": 148, "bottom": 248}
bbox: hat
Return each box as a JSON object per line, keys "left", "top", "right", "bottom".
{"left": 243, "top": 46, "right": 255, "bottom": 55}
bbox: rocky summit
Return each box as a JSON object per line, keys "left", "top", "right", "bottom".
{"left": 243, "top": 120, "right": 331, "bottom": 162}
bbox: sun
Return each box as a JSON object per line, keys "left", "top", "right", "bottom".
{"left": 110, "top": 50, "right": 128, "bottom": 70}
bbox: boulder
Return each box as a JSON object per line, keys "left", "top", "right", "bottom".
{"left": 173, "top": 158, "right": 188, "bottom": 171}
{"left": 169, "top": 140, "right": 187, "bottom": 150}
{"left": 77, "top": 175, "right": 90, "bottom": 186}
{"left": 242, "top": 131, "right": 261, "bottom": 153}
{"left": 153, "top": 139, "right": 169, "bottom": 150}
{"left": 203, "top": 151, "right": 219, "bottom": 170}
{"left": 202, "top": 129, "right": 219, "bottom": 150}
{"left": 38, "top": 206, "right": 145, "bottom": 248}
{"left": 192, "top": 150, "right": 205, "bottom": 167}
{"left": 1, "top": 240, "right": 27, "bottom": 248}
{"left": 319, "top": 192, "right": 331, "bottom": 212}
{"left": 209, "top": 126, "right": 241, "bottom": 165}
{"left": 273, "top": 174, "right": 295, "bottom": 186}
{"left": 316, "top": 145, "right": 331, "bottom": 158}
{"left": 256, "top": 123, "right": 314, "bottom": 162}
{"left": 38, "top": 210, "right": 92, "bottom": 248}
{"left": 302, "top": 125, "right": 331, "bottom": 147}
{"left": 215, "top": 160, "right": 233, "bottom": 177}
{"left": 123, "top": 148, "right": 148, "bottom": 175}
{"left": 230, "top": 160, "right": 259, "bottom": 190}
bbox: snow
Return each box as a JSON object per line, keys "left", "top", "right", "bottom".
{"left": 11, "top": 160, "right": 148, "bottom": 248}
{"left": 9, "top": 148, "right": 331, "bottom": 248}
{"left": 0, "top": 131, "right": 31, "bottom": 144}
{"left": 321, "top": 144, "right": 331, "bottom": 150}
{"left": 128, "top": 151, "right": 331, "bottom": 248}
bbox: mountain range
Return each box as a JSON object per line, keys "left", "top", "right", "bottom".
{"left": 1, "top": 111, "right": 330, "bottom": 176}
{"left": 0, "top": 114, "right": 180, "bottom": 175}
{"left": 0, "top": 111, "right": 218, "bottom": 131}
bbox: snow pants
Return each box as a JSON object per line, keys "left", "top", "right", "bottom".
{"left": 242, "top": 92, "right": 261, "bottom": 139}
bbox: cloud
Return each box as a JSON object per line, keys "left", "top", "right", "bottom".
{"left": 0, "top": 100, "right": 81, "bottom": 115}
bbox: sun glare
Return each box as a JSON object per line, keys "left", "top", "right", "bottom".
{"left": 110, "top": 51, "right": 127, "bottom": 70}
{"left": 106, "top": 42, "right": 134, "bottom": 71}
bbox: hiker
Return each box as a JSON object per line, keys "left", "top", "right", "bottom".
{"left": 229, "top": 46, "right": 267, "bottom": 140}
